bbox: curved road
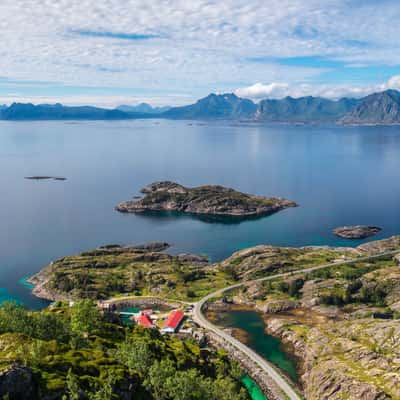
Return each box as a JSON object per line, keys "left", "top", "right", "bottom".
{"left": 193, "top": 249, "right": 399, "bottom": 400}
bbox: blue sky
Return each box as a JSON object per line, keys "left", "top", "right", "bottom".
{"left": 1, "top": 0, "right": 400, "bottom": 107}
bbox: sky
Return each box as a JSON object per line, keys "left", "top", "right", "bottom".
{"left": 1, "top": 0, "right": 400, "bottom": 107}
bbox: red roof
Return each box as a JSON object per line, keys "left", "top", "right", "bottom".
{"left": 163, "top": 309, "right": 184, "bottom": 330}
{"left": 138, "top": 314, "right": 153, "bottom": 328}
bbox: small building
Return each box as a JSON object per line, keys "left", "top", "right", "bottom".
{"left": 141, "top": 309, "right": 153, "bottom": 316}
{"left": 161, "top": 309, "right": 184, "bottom": 333}
{"left": 137, "top": 314, "right": 154, "bottom": 328}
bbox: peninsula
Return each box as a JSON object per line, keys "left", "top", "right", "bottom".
{"left": 28, "top": 236, "right": 400, "bottom": 400}
{"left": 115, "top": 181, "right": 297, "bottom": 218}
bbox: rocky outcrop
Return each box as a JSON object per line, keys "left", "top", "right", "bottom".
{"left": 265, "top": 317, "right": 400, "bottom": 400}
{"left": 356, "top": 235, "right": 400, "bottom": 254}
{"left": 257, "top": 299, "right": 299, "bottom": 314}
{"left": 0, "top": 364, "right": 37, "bottom": 400}
{"left": 115, "top": 181, "right": 297, "bottom": 218}
{"left": 333, "top": 225, "right": 382, "bottom": 239}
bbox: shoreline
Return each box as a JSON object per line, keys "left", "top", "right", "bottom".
{"left": 205, "top": 304, "right": 303, "bottom": 390}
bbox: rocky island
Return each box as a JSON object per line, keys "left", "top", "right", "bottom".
{"left": 24, "top": 176, "right": 66, "bottom": 181}
{"left": 115, "top": 181, "right": 297, "bottom": 218}
{"left": 333, "top": 225, "right": 382, "bottom": 239}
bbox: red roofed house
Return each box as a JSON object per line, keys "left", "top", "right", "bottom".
{"left": 161, "top": 309, "right": 184, "bottom": 333}
{"left": 137, "top": 314, "right": 154, "bottom": 328}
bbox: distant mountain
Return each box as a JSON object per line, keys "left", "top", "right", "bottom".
{"left": 0, "top": 104, "right": 7, "bottom": 111}
{"left": 340, "top": 90, "right": 400, "bottom": 125}
{"left": 3, "top": 90, "right": 400, "bottom": 125}
{"left": 163, "top": 93, "right": 257, "bottom": 119}
{"left": 117, "top": 103, "right": 171, "bottom": 114}
{"left": 256, "top": 96, "right": 359, "bottom": 122}
{"left": 0, "top": 103, "right": 148, "bottom": 120}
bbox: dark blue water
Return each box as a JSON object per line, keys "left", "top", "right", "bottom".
{"left": 1, "top": 119, "right": 400, "bottom": 308}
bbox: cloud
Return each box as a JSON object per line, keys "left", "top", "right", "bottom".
{"left": 385, "top": 75, "right": 400, "bottom": 90}
{"left": 1, "top": 0, "right": 400, "bottom": 103}
{"left": 235, "top": 83, "right": 290, "bottom": 99}
{"left": 235, "top": 75, "right": 400, "bottom": 101}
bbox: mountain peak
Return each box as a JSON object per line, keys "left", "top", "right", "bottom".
{"left": 164, "top": 92, "right": 256, "bottom": 119}
{"left": 341, "top": 89, "right": 400, "bottom": 125}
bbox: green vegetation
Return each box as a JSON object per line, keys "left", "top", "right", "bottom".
{"left": 0, "top": 301, "right": 248, "bottom": 400}
{"left": 220, "top": 245, "right": 358, "bottom": 281}
{"left": 32, "top": 244, "right": 233, "bottom": 302}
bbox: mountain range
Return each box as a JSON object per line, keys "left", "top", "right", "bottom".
{"left": 1, "top": 90, "right": 400, "bottom": 125}
{"left": 116, "top": 103, "right": 171, "bottom": 114}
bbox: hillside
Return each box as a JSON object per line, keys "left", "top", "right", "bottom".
{"left": 28, "top": 242, "right": 231, "bottom": 302}
{"left": 256, "top": 96, "right": 358, "bottom": 122}
{"left": 219, "top": 237, "right": 400, "bottom": 400}
{"left": 0, "top": 103, "right": 148, "bottom": 120}
{"left": 117, "top": 103, "right": 171, "bottom": 114}
{"left": 341, "top": 89, "right": 400, "bottom": 125}
{"left": 163, "top": 93, "right": 257, "bottom": 119}
{"left": 0, "top": 301, "right": 247, "bottom": 400}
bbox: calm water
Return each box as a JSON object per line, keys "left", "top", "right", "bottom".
{"left": 213, "top": 309, "right": 298, "bottom": 382}
{"left": 1, "top": 119, "right": 400, "bottom": 308}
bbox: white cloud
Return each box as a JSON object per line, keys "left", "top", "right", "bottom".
{"left": 0, "top": 0, "right": 400, "bottom": 103}
{"left": 235, "top": 75, "right": 400, "bottom": 101}
{"left": 385, "top": 75, "right": 400, "bottom": 90}
{"left": 235, "top": 83, "right": 290, "bottom": 100}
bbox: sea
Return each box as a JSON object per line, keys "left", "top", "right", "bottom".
{"left": 1, "top": 119, "right": 400, "bottom": 308}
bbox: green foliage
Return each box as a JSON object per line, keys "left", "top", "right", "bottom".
{"left": 359, "top": 283, "right": 389, "bottom": 306}
{"left": 288, "top": 278, "right": 304, "bottom": 298}
{"left": 70, "top": 300, "right": 102, "bottom": 337}
{"left": 0, "top": 301, "right": 248, "bottom": 400}
{"left": 113, "top": 337, "right": 153, "bottom": 376}
{"left": 145, "top": 359, "right": 247, "bottom": 400}
{"left": 65, "top": 369, "right": 80, "bottom": 400}
{"left": 0, "top": 302, "right": 70, "bottom": 341}
{"left": 223, "top": 264, "right": 239, "bottom": 281}
{"left": 88, "top": 372, "right": 116, "bottom": 400}
{"left": 145, "top": 359, "right": 176, "bottom": 400}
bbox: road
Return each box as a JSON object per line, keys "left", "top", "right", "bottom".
{"left": 193, "top": 249, "right": 400, "bottom": 400}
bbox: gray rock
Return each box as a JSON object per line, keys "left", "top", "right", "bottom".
{"left": 333, "top": 226, "right": 382, "bottom": 239}
{"left": 0, "top": 364, "right": 37, "bottom": 400}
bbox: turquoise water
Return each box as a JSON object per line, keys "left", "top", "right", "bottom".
{"left": 1, "top": 120, "right": 400, "bottom": 308}
{"left": 215, "top": 309, "right": 298, "bottom": 382}
{"left": 242, "top": 375, "right": 267, "bottom": 400}
{"left": 118, "top": 307, "right": 141, "bottom": 326}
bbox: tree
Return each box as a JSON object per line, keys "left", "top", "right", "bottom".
{"left": 64, "top": 369, "right": 80, "bottom": 400}
{"left": 70, "top": 300, "right": 102, "bottom": 337}
{"left": 114, "top": 337, "right": 152, "bottom": 376}
{"left": 88, "top": 372, "right": 116, "bottom": 400}
{"left": 167, "top": 369, "right": 208, "bottom": 400}
{"left": 144, "top": 359, "right": 176, "bottom": 400}
{"left": 28, "top": 339, "right": 48, "bottom": 368}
